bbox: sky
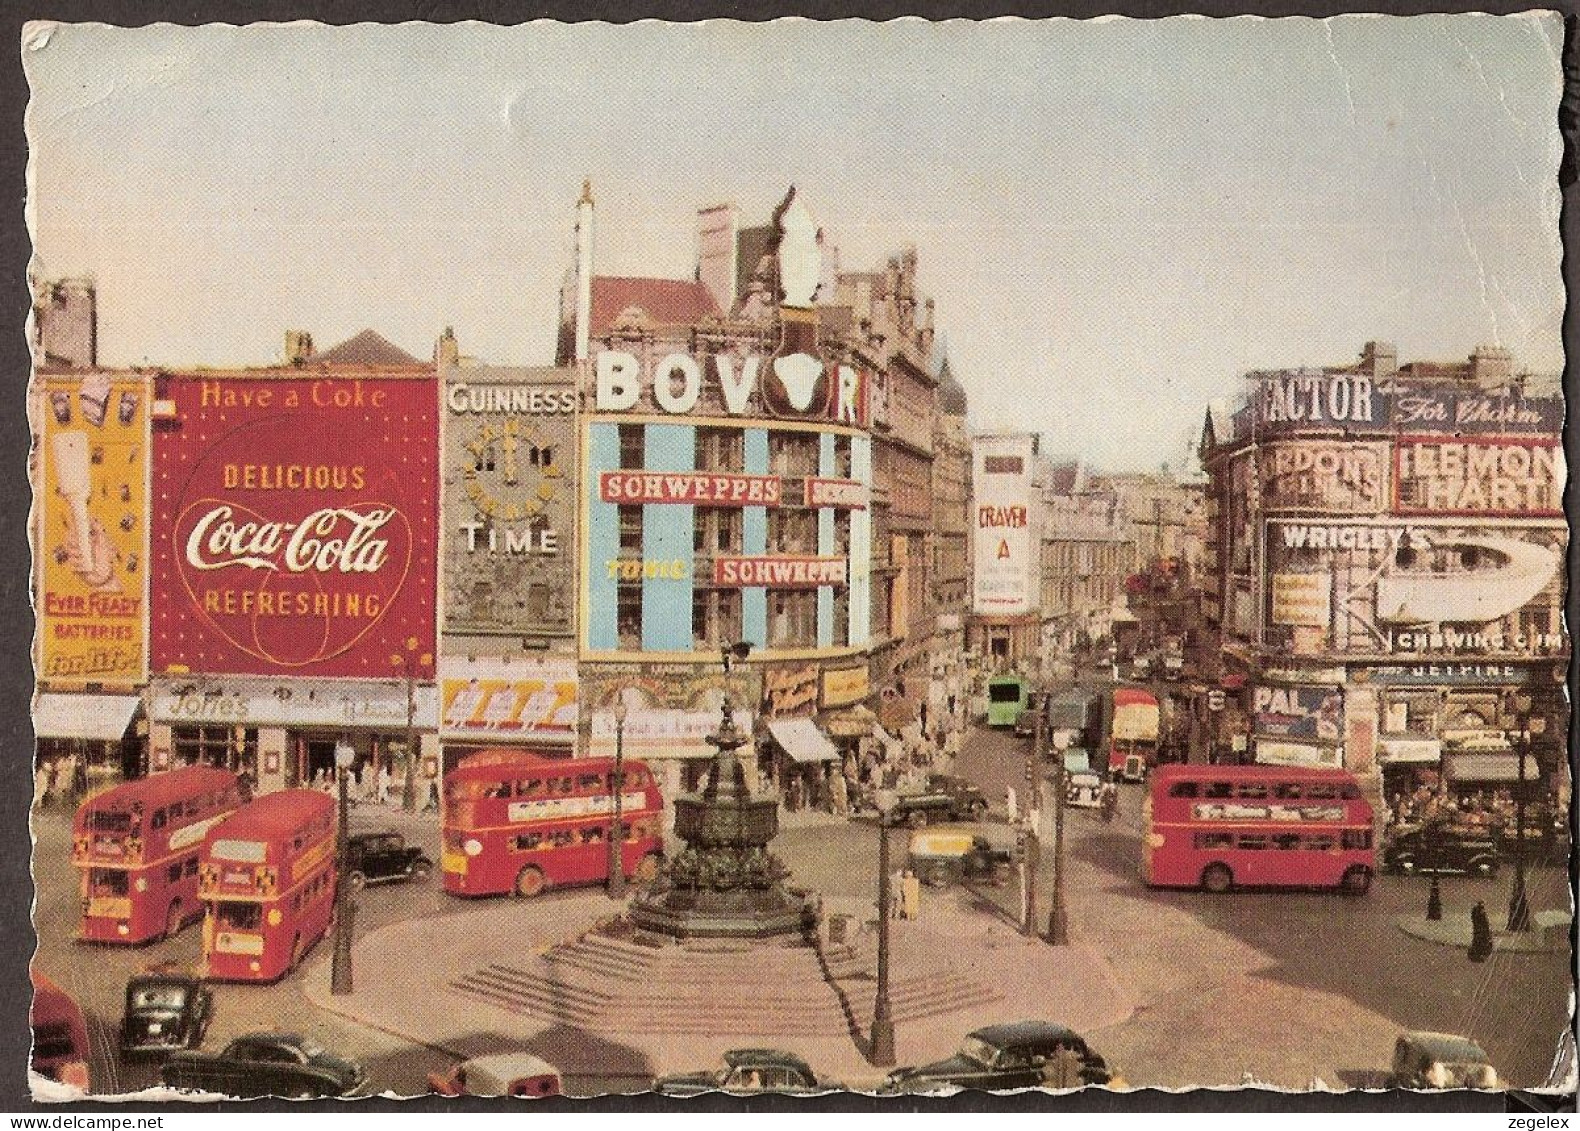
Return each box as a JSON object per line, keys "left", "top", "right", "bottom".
{"left": 24, "top": 16, "right": 1566, "bottom": 473}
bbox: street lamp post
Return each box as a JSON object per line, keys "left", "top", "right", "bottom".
{"left": 607, "top": 698, "right": 629, "bottom": 899}
{"left": 330, "top": 740, "right": 356, "bottom": 995}
{"left": 391, "top": 636, "right": 432, "bottom": 813}
{"left": 870, "top": 789, "right": 897, "bottom": 1067}
{"left": 1047, "top": 730, "right": 1071, "bottom": 945}
{"left": 1022, "top": 704, "right": 1041, "bottom": 937}
{"left": 1504, "top": 691, "right": 1544, "bottom": 933}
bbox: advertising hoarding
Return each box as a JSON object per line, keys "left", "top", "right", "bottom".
{"left": 1254, "top": 372, "right": 1386, "bottom": 433}
{"left": 1390, "top": 383, "right": 1563, "bottom": 435}
{"left": 1393, "top": 437, "right": 1563, "bottom": 517}
{"left": 152, "top": 373, "right": 438, "bottom": 678}
{"left": 1260, "top": 441, "right": 1386, "bottom": 513}
{"left": 439, "top": 656, "right": 577, "bottom": 740}
{"left": 1268, "top": 520, "right": 1566, "bottom": 658}
{"left": 444, "top": 367, "right": 576, "bottom": 638}
{"left": 1251, "top": 685, "right": 1343, "bottom": 740}
{"left": 37, "top": 373, "right": 148, "bottom": 684}
{"left": 971, "top": 435, "right": 1035, "bottom": 616}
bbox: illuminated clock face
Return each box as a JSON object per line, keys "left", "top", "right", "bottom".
{"left": 461, "top": 419, "right": 563, "bottom": 521}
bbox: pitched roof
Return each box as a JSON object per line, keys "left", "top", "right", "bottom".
{"left": 936, "top": 353, "right": 968, "bottom": 416}
{"left": 590, "top": 276, "right": 719, "bottom": 334}
{"left": 312, "top": 329, "right": 422, "bottom": 367}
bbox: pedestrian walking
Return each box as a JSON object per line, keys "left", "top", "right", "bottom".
{"left": 919, "top": 702, "right": 929, "bottom": 737}
{"left": 1005, "top": 785, "right": 1018, "bottom": 825}
{"left": 375, "top": 763, "right": 390, "bottom": 806}
{"left": 900, "top": 869, "right": 921, "bottom": 921}
{"left": 423, "top": 778, "right": 440, "bottom": 813}
{"left": 831, "top": 771, "right": 849, "bottom": 816}
{"left": 1467, "top": 901, "right": 1493, "bottom": 963}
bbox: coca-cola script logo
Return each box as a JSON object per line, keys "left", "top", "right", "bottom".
{"left": 174, "top": 497, "right": 413, "bottom": 668}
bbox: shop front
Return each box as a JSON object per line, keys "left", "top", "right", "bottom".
{"left": 581, "top": 662, "right": 759, "bottom": 801}
{"left": 31, "top": 692, "right": 144, "bottom": 798}
{"left": 761, "top": 717, "right": 841, "bottom": 811}
{"left": 147, "top": 677, "right": 438, "bottom": 799}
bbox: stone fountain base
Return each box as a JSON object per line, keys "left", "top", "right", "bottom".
{"left": 627, "top": 881, "right": 815, "bottom": 941}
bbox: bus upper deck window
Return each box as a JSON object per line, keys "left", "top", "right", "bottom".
{"left": 1274, "top": 784, "right": 1304, "bottom": 800}
{"left": 1235, "top": 782, "right": 1268, "bottom": 800}
{"left": 1203, "top": 782, "right": 1231, "bottom": 799}
{"left": 1168, "top": 782, "right": 1198, "bottom": 799}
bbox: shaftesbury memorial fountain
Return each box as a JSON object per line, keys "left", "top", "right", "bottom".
{"left": 628, "top": 643, "right": 815, "bottom": 940}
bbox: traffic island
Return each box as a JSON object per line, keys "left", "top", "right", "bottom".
{"left": 1394, "top": 909, "right": 1568, "bottom": 954}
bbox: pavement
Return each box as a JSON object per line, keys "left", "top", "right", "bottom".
{"left": 302, "top": 884, "right": 1137, "bottom": 1094}
{"left": 1395, "top": 909, "right": 1570, "bottom": 954}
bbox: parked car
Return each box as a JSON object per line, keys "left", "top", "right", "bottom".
{"left": 1388, "top": 1031, "right": 1500, "bottom": 1089}
{"left": 346, "top": 830, "right": 434, "bottom": 890}
{"left": 881, "top": 1021, "right": 1119, "bottom": 1093}
{"left": 427, "top": 1053, "right": 562, "bottom": 1097}
{"left": 1382, "top": 828, "right": 1499, "bottom": 877}
{"left": 884, "top": 775, "right": 990, "bottom": 828}
{"left": 653, "top": 1048, "right": 830, "bottom": 1095}
{"left": 119, "top": 973, "right": 212, "bottom": 1059}
{"left": 161, "top": 1032, "right": 366, "bottom": 1098}
{"left": 908, "top": 828, "right": 1012, "bottom": 887}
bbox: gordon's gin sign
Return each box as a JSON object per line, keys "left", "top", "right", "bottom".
{"left": 153, "top": 375, "right": 438, "bottom": 677}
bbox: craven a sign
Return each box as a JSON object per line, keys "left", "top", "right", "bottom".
{"left": 971, "top": 435, "right": 1036, "bottom": 616}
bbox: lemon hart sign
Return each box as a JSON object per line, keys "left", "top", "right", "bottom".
{"left": 151, "top": 372, "right": 438, "bottom": 678}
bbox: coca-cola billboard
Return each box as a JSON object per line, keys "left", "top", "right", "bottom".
{"left": 152, "top": 374, "right": 438, "bottom": 677}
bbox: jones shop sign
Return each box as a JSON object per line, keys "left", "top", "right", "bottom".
{"left": 152, "top": 375, "right": 438, "bottom": 678}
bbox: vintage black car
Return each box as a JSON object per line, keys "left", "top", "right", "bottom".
{"left": 884, "top": 775, "right": 990, "bottom": 828}
{"left": 653, "top": 1048, "right": 831, "bottom": 1095}
{"left": 907, "top": 828, "right": 1013, "bottom": 887}
{"left": 346, "top": 830, "right": 434, "bottom": 890}
{"left": 1382, "top": 827, "right": 1500, "bottom": 877}
{"left": 119, "top": 973, "right": 211, "bottom": 1059}
{"left": 161, "top": 1032, "right": 366, "bottom": 1098}
{"left": 881, "top": 1021, "right": 1118, "bottom": 1093}
{"left": 1388, "top": 1031, "right": 1500, "bottom": 1089}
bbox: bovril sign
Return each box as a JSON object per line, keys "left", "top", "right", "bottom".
{"left": 593, "top": 349, "right": 868, "bottom": 425}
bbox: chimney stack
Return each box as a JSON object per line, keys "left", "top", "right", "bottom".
{"left": 284, "top": 330, "right": 314, "bottom": 366}
{"left": 435, "top": 326, "right": 459, "bottom": 369}
{"left": 1469, "top": 344, "right": 1513, "bottom": 390}
{"left": 1360, "top": 340, "right": 1397, "bottom": 380}
{"left": 696, "top": 203, "right": 739, "bottom": 316}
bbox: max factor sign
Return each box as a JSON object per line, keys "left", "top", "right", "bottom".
{"left": 1259, "top": 373, "right": 1381, "bottom": 429}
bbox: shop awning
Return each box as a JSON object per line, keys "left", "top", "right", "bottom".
{"left": 1444, "top": 752, "right": 1524, "bottom": 784}
{"left": 765, "top": 718, "right": 840, "bottom": 764}
{"left": 822, "top": 704, "right": 876, "bottom": 739}
{"left": 1377, "top": 739, "right": 1443, "bottom": 765}
{"left": 32, "top": 693, "right": 140, "bottom": 741}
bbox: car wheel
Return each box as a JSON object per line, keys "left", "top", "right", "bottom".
{"left": 1201, "top": 863, "right": 1233, "bottom": 894}
{"left": 968, "top": 801, "right": 987, "bottom": 821}
{"left": 633, "top": 852, "right": 662, "bottom": 886}
{"left": 515, "top": 865, "right": 547, "bottom": 898}
{"left": 407, "top": 860, "right": 433, "bottom": 882}
{"left": 1394, "top": 854, "right": 1416, "bottom": 875}
{"left": 348, "top": 870, "right": 367, "bottom": 891}
{"left": 924, "top": 863, "right": 951, "bottom": 888}
{"left": 1339, "top": 865, "right": 1372, "bottom": 896}
{"left": 907, "top": 810, "right": 928, "bottom": 829}
{"left": 164, "top": 901, "right": 184, "bottom": 941}
{"left": 291, "top": 934, "right": 305, "bottom": 969}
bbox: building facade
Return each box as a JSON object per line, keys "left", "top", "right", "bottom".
{"left": 438, "top": 361, "right": 580, "bottom": 774}
{"left": 1038, "top": 480, "right": 1134, "bottom": 660}
{"left": 1201, "top": 342, "right": 1568, "bottom": 783}
{"left": 565, "top": 186, "right": 881, "bottom": 799}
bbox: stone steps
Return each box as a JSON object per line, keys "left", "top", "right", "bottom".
{"left": 444, "top": 926, "right": 1003, "bottom": 1038}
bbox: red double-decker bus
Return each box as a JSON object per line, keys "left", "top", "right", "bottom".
{"left": 1142, "top": 763, "right": 1376, "bottom": 894}
{"left": 71, "top": 766, "right": 247, "bottom": 944}
{"left": 199, "top": 789, "right": 336, "bottom": 981}
{"left": 442, "top": 751, "right": 665, "bottom": 898}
